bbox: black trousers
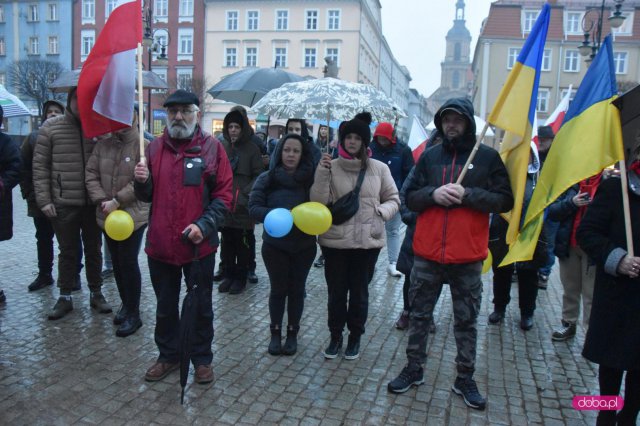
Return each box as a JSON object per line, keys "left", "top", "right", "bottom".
{"left": 262, "top": 242, "right": 316, "bottom": 328}
{"left": 33, "top": 216, "right": 54, "bottom": 275}
{"left": 597, "top": 365, "right": 640, "bottom": 426}
{"left": 220, "top": 227, "right": 253, "bottom": 280}
{"left": 491, "top": 263, "right": 538, "bottom": 316}
{"left": 104, "top": 225, "right": 146, "bottom": 315}
{"left": 322, "top": 246, "right": 381, "bottom": 337}
{"left": 148, "top": 253, "right": 215, "bottom": 367}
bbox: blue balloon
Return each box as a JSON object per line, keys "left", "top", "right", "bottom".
{"left": 264, "top": 208, "right": 294, "bottom": 238}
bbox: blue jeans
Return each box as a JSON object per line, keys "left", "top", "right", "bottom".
{"left": 385, "top": 211, "right": 402, "bottom": 263}
{"left": 539, "top": 219, "right": 560, "bottom": 276}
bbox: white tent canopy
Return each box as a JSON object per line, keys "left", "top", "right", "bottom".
{"left": 426, "top": 115, "right": 495, "bottom": 137}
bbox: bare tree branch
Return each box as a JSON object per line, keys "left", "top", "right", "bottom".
{"left": 8, "top": 59, "right": 66, "bottom": 116}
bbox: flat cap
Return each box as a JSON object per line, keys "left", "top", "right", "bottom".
{"left": 163, "top": 89, "right": 199, "bottom": 107}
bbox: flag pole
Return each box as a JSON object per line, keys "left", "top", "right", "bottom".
{"left": 455, "top": 122, "right": 490, "bottom": 184}
{"left": 618, "top": 160, "right": 634, "bottom": 257}
{"left": 137, "top": 43, "right": 145, "bottom": 163}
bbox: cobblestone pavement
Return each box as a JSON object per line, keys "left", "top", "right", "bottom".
{"left": 0, "top": 191, "right": 599, "bottom": 425}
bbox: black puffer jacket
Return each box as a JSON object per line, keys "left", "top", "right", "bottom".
{"left": 249, "top": 135, "right": 316, "bottom": 253}
{"left": 0, "top": 132, "right": 22, "bottom": 241}
{"left": 547, "top": 185, "right": 579, "bottom": 259}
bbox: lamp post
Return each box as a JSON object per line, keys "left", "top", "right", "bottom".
{"left": 142, "top": 3, "right": 170, "bottom": 133}
{"left": 578, "top": 0, "right": 625, "bottom": 62}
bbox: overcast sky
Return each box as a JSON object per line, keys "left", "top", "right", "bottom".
{"left": 380, "top": 0, "right": 495, "bottom": 97}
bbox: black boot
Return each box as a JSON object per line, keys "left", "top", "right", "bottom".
{"left": 28, "top": 273, "right": 54, "bottom": 292}
{"left": 282, "top": 325, "right": 299, "bottom": 356}
{"left": 268, "top": 325, "right": 282, "bottom": 355}
{"left": 116, "top": 312, "right": 142, "bottom": 337}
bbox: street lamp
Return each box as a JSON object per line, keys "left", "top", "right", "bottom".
{"left": 142, "top": 3, "right": 170, "bottom": 133}
{"left": 578, "top": 0, "right": 625, "bottom": 61}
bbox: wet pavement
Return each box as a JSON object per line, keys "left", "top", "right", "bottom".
{"left": 0, "top": 190, "right": 598, "bottom": 425}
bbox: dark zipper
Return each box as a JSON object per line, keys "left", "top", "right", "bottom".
{"left": 440, "top": 150, "right": 458, "bottom": 263}
{"left": 78, "top": 128, "right": 88, "bottom": 205}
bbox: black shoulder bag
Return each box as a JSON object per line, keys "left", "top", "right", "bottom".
{"left": 328, "top": 168, "right": 366, "bottom": 225}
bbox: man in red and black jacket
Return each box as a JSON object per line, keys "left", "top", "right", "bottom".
{"left": 134, "top": 90, "right": 233, "bottom": 385}
{"left": 387, "top": 98, "right": 513, "bottom": 411}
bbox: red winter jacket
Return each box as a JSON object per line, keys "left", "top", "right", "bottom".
{"left": 135, "top": 127, "right": 233, "bottom": 265}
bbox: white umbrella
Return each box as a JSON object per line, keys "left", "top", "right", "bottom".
{"left": 426, "top": 115, "right": 495, "bottom": 137}
{"left": 0, "top": 84, "right": 31, "bottom": 117}
{"left": 251, "top": 77, "right": 406, "bottom": 122}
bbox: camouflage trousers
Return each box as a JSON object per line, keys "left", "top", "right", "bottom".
{"left": 406, "top": 257, "right": 483, "bottom": 378}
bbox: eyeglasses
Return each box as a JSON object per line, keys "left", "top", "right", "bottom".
{"left": 167, "top": 107, "right": 198, "bottom": 117}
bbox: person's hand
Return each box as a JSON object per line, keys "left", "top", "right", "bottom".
{"left": 319, "top": 153, "right": 332, "bottom": 169}
{"left": 182, "top": 224, "right": 204, "bottom": 244}
{"left": 433, "top": 183, "right": 464, "bottom": 206}
{"left": 134, "top": 160, "right": 149, "bottom": 183}
{"left": 41, "top": 203, "right": 57, "bottom": 218}
{"left": 572, "top": 192, "right": 591, "bottom": 207}
{"left": 101, "top": 199, "right": 118, "bottom": 215}
{"left": 617, "top": 254, "right": 640, "bottom": 278}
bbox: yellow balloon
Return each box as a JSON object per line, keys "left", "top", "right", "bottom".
{"left": 105, "top": 210, "right": 134, "bottom": 241}
{"left": 482, "top": 250, "right": 493, "bottom": 274}
{"left": 291, "top": 202, "right": 333, "bottom": 235}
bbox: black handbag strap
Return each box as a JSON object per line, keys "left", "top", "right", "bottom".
{"left": 352, "top": 168, "right": 366, "bottom": 195}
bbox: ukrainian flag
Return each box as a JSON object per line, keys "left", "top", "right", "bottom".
{"left": 488, "top": 3, "right": 550, "bottom": 245}
{"left": 501, "top": 35, "right": 624, "bottom": 265}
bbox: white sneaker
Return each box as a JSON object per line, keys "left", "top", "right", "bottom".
{"left": 387, "top": 263, "right": 402, "bottom": 277}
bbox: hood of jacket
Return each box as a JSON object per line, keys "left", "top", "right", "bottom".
{"left": 433, "top": 97, "right": 476, "bottom": 152}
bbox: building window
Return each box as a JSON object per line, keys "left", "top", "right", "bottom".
{"left": 246, "top": 10, "right": 259, "bottom": 31}
{"left": 155, "top": 0, "right": 168, "bottom": 18}
{"left": 452, "top": 71, "right": 460, "bottom": 89}
{"left": 522, "top": 10, "right": 538, "bottom": 32}
{"left": 454, "top": 43, "right": 461, "bottom": 61}
{"left": 326, "top": 47, "right": 339, "bottom": 66}
{"left": 542, "top": 49, "right": 552, "bottom": 71}
{"left": 537, "top": 89, "right": 550, "bottom": 113}
{"left": 304, "top": 48, "right": 317, "bottom": 68}
{"left": 48, "top": 36, "right": 58, "bottom": 54}
{"left": 28, "top": 4, "right": 39, "bottom": 22}
{"left": 226, "top": 11, "right": 238, "bottom": 31}
{"left": 614, "top": 51, "right": 628, "bottom": 74}
{"left": 178, "top": 28, "right": 193, "bottom": 55}
{"left": 225, "top": 47, "right": 237, "bottom": 67}
{"left": 564, "top": 50, "right": 580, "bottom": 72}
{"left": 48, "top": 3, "right": 58, "bottom": 21}
{"left": 179, "top": 0, "right": 193, "bottom": 18}
{"left": 561, "top": 87, "right": 577, "bottom": 103}
{"left": 151, "top": 67, "right": 167, "bottom": 94}
{"left": 613, "top": 12, "right": 634, "bottom": 35}
{"left": 29, "top": 37, "right": 39, "bottom": 55}
{"left": 105, "top": 0, "right": 116, "bottom": 18}
{"left": 151, "top": 30, "right": 168, "bottom": 61}
{"left": 565, "top": 12, "right": 583, "bottom": 34}
{"left": 328, "top": 9, "right": 340, "bottom": 30}
{"left": 245, "top": 47, "right": 257, "bottom": 67}
{"left": 176, "top": 68, "right": 193, "bottom": 91}
{"left": 276, "top": 10, "right": 288, "bottom": 30}
{"left": 81, "top": 30, "right": 95, "bottom": 60}
{"left": 0, "top": 39, "right": 5, "bottom": 56}
{"left": 275, "top": 47, "right": 287, "bottom": 67}
{"left": 82, "top": 0, "right": 94, "bottom": 21}
{"left": 306, "top": 10, "right": 318, "bottom": 30}
{"left": 507, "top": 47, "right": 520, "bottom": 69}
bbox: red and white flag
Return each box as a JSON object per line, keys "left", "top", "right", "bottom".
{"left": 545, "top": 84, "right": 573, "bottom": 134}
{"left": 531, "top": 113, "right": 539, "bottom": 147}
{"left": 77, "top": 0, "right": 142, "bottom": 138}
{"left": 407, "top": 116, "right": 429, "bottom": 162}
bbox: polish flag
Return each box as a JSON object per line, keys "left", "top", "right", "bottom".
{"left": 407, "top": 116, "right": 429, "bottom": 162}
{"left": 545, "top": 84, "right": 573, "bottom": 134}
{"left": 77, "top": 0, "right": 142, "bottom": 138}
{"left": 531, "top": 113, "right": 539, "bottom": 147}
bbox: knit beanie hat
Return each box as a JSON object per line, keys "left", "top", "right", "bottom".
{"left": 373, "top": 122, "right": 395, "bottom": 144}
{"left": 340, "top": 118, "right": 371, "bottom": 146}
{"left": 224, "top": 110, "right": 244, "bottom": 128}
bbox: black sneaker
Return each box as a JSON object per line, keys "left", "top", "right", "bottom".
{"left": 247, "top": 270, "right": 258, "bottom": 284}
{"left": 488, "top": 310, "right": 505, "bottom": 324}
{"left": 552, "top": 321, "right": 576, "bottom": 341}
{"left": 387, "top": 365, "right": 424, "bottom": 393}
{"left": 452, "top": 377, "right": 486, "bottom": 410}
{"left": 218, "top": 277, "right": 233, "bottom": 293}
{"left": 314, "top": 255, "right": 324, "bottom": 268}
{"left": 538, "top": 273, "right": 549, "bottom": 289}
{"left": 228, "top": 279, "right": 246, "bottom": 294}
{"left": 28, "top": 273, "right": 54, "bottom": 292}
{"left": 323, "top": 335, "right": 343, "bottom": 359}
{"left": 344, "top": 335, "right": 360, "bottom": 360}
{"left": 213, "top": 267, "right": 224, "bottom": 282}
{"left": 0, "top": 289, "right": 5, "bottom": 304}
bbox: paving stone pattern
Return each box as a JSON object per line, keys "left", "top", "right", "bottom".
{"left": 0, "top": 190, "right": 599, "bottom": 424}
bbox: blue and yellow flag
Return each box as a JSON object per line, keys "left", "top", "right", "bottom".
{"left": 501, "top": 35, "right": 624, "bottom": 265}
{"left": 488, "top": 3, "right": 550, "bottom": 245}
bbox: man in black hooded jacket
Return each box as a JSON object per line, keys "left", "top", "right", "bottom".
{"left": 387, "top": 98, "right": 513, "bottom": 411}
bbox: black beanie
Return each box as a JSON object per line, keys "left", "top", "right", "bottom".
{"left": 224, "top": 110, "right": 244, "bottom": 128}
{"left": 340, "top": 118, "right": 371, "bottom": 146}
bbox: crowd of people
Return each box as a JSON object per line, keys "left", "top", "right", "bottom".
{"left": 0, "top": 87, "right": 638, "bottom": 423}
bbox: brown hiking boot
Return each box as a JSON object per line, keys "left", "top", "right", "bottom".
{"left": 194, "top": 365, "right": 214, "bottom": 384}
{"left": 144, "top": 362, "right": 178, "bottom": 382}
